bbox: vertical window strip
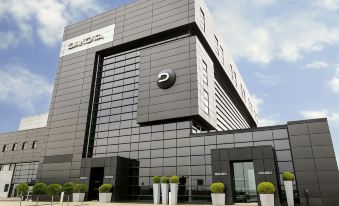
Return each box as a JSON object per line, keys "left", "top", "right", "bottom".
{"left": 200, "top": 8, "right": 205, "bottom": 32}
{"left": 203, "top": 90, "right": 209, "bottom": 114}
{"left": 202, "top": 60, "right": 208, "bottom": 85}
{"left": 214, "top": 35, "right": 219, "bottom": 55}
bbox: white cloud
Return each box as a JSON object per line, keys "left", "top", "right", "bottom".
{"left": 305, "top": 60, "right": 329, "bottom": 69}
{"left": 0, "top": 0, "right": 102, "bottom": 48}
{"left": 0, "top": 65, "right": 53, "bottom": 113}
{"left": 258, "top": 117, "right": 279, "bottom": 126}
{"left": 301, "top": 109, "right": 339, "bottom": 126}
{"left": 252, "top": 95, "right": 264, "bottom": 112}
{"left": 329, "top": 76, "right": 339, "bottom": 93}
{"left": 313, "top": 0, "right": 339, "bottom": 11}
{"left": 207, "top": 0, "right": 339, "bottom": 64}
{"left": 328, "top": 67, "right": 339, "bottom": 93}
{"left": 255, "top": 72, "right": 280, "bottom": 85}
{"left": 251, "top": 94, "right": 280, "bottom": 126}
{"left": 253, "top": 0, "right": 276, "bottom": 5}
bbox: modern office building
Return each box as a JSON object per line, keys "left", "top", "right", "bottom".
{"left": 0, "top": 0, "right": 339, "bottom": 205}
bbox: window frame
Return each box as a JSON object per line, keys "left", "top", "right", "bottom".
{"left": 202, "top": 60, "right": 208, "bottom": 85}
{"left": 32, "top": 141, "right": 38, "bottom": 149}
{"left": 200, "top": 8, "right": 205, "bottom": 32}
{"left": 220, "top": 46, "right": 224, "bottom": 64}
{"left": 22, "top": 142, "right": 28, "bottom": 150}
{"left": 214, "top": 35, "right": 219, "bottom": 55}
{"left": 203, "top": 89, "right": 209, "bottom": 114}
{"left": 12, "top": 143, "right": 18, "bottom": 151}
{"left": 2, "top": 144, "right": 7, "bottom": 152}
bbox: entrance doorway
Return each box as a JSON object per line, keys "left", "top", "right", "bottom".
{"left": 232, "top": 162, "right": 257, "bottom": 203}
{"left": 88, "top": 167, "right": 104, "bottom": 200}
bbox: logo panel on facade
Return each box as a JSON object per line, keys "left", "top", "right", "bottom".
{"left": 157, "top": 69, "right": 176, "bottom": 89}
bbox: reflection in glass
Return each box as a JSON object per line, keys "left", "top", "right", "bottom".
{"left": 232, "top": 162, "right": 257, "bottom": 203}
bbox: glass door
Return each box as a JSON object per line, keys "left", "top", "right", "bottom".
{"left": 232, "top": 162, "right": 257, "bottom": 203}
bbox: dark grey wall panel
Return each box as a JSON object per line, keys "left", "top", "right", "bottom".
{"left": 288, "top": 119, "right": 339, "bottom": 206}
{"left": 137, "top": 36, "right": 198, "bottom": 124}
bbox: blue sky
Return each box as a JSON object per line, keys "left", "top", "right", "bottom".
{"left": 0, "top": 0, "right": 339, "bottom": 161}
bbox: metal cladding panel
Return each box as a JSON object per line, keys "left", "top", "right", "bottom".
{"left": 0, "top": 128, "right": 46, "bottom": 165}
{"left": 288, "top": 118, "right": 339, "bottom": 206}
{"left": 137, "top": 36, "right": 198, "bottom": 124}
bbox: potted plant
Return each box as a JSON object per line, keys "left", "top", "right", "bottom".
{"left": 32, "top": 182, "right": 46, "bottom": 206}
{"left": 152, "top": 176, "right": 161, "bottom": 204}
{"left": 282, "top": 171, "right": 295, "bottom": 206}
{"left": 257, "top": 182, "right": 275, "bottom": 206}
{"left": 46, "top": 184, "right": 63, "bottom": 206}
{"left": 170, "top": 176, "right": 179, "bottom": 205}
{"left": 63, "top": 182, "right": 75, "bottom": 205}
{"left": 73, "top": 184, "right": 88, "bottom": 202}
{"left": 210, "top": 182, "right": 225, "bottom": 206}
{"left": 16, "top": 183, "right": 29, "bottom": 206}
{"left": 161, "top": 176, "right": 168, "bottom": 205}
{"left": 98, "top": 184, "right": 113, "bottom": 203}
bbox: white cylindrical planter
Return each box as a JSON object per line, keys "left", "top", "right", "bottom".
{"left": 99, "top": 193, "right": 112, "bottom": 203}
{"left": 284, "top": 181, "right": 294, "bottom": 206}
{"left": 170, "top": 183, "right": 178, "bottom": 205}
{"left": 153, "top": 183, "right": 160, "bottom": 204}
{"left": 72, "top": 193, "right": 85, "bottom": 202}
{"left": 211, "top": 193, "right": 225, "bottom": 206}
{"left": 259, "top": 194, "right": 274, "bottom": 206}
{"left": 161, "top": 183, "right": 169, "bottom": 205}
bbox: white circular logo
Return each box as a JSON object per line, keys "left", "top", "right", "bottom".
{"left": 157, "top": 69, "right": 176, "bottom": 89}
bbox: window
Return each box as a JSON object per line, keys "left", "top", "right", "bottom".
{"left": 220, "top": 46, "right": 224, "bottom": 64}
{"left": 32, "top": 141, "right": 38, "bottom": 149}
{"left": 214, "top": 35, "right": 219, "bottom": 55}
{"left": 230, "top": 65, "right": 237, "bottom": 87}
{"left": 202, "top": 60, "right": 208, "bottom": 85}
{"left": 2, "top": 145, "right": 7, "bottom": 152}
{"left": 203, "top": 90, "right": 209, "bottom": 114}
{"left": 4, "top": 184, "right": 9, "bottom": 192}
{"left": 0, "top": 164, "right": 10, "bottom": 171}
{"left": 240, "top": 84, "right": 245, "bottom": 98}
{"left": 12, "top": 143, "right": 17, "bottom": 151}
{"left": 200, "top": 8, "right": 205, "bottom": 31}
{"left": 22, "top": 142, "right": 27, "bottom": 150}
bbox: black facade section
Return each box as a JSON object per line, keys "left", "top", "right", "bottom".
{"left": 211, "top": 146, "right": 281, "bottom": 205}
{"left": 80, "top": 156, "right": 137, "bottom": 201}
{"left": 288, "top": 119, "right": 339, "bottom": 206}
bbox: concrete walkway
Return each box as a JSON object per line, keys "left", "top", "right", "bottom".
{"left": 0, "top": 200, "right": 258, "bottom": 206}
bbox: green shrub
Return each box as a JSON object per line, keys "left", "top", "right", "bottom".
{"left": 170, "top": 176, "right": 179, "bottom": 184}
{"left": 63, "top": 182, "right": 75, "bottom": 195}
{"left": 32, "top": 183, "right": 46, "bottom": 195}
{"left": 73, "top": 184, "right": 88, "bottom": 193}
{"left": 161, "top": 176, "right": 168, "bottom": 184}
{"left": 46, "top": 184, "right": 62, "bottom": 205}
{"left": 46, "top": 184, "right": 63, "bottom": 196}
{"left": 33, "top": 182, "right": 46, "bottom": 205}
{"left": 210, "top": 182, "right": 225, "bottom": 193}
{"left": 152, "top": 176, "right": 160, "bottom": 184}
{"left": 257, "top": 182, "right": 276, "bottom": 194}
{"left": 282, "top": 171, "right": 295, "bottom": 181}
{"left": 16, "top": 183, "right": 29, "bottom": 196}
{"left": 99, "top": 184, "right": 112, "bottom": 193}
